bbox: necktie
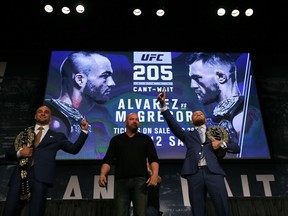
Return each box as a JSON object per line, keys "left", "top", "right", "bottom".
{"left": 34, "top": 127, "right": 44, "bottom": 147}
{"left": 197, "top": 126, "right": 205, "bottom": 143}
{"left": 197, "top": 126, "right": 207, "bottom": 165}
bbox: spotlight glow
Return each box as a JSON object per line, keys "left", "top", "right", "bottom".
{"left": 62, "top": 6, "right": 70, "bottom": 14}
{"left": 231, "top": 9, "right": 240, "bottom": 17}
{"left": 217, "top": 8, "right": 226, "bottom": 16}
{"left": 156, "top": 9, "right": 165, "bottom": 17}
{"left": 44, "top": 5, "right": 53, "bottom": 13}
{"left": 76, "top": 5, "right": 85, "bottom": 13}
{"left": 245, "top": 8, "right": 253, "bottom": 16}
{"left": 133, "top": 8, "right": 142, "bottom": 16}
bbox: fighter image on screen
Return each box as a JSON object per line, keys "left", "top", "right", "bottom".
{"left": 186, "top": 52, "right": 267, "bottom": 158}
{"left": 45, "top": 51, "right": 116, "bottom": 159}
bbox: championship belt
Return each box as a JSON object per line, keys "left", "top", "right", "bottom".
{"left": 206, "top": 126, "right": 229, "bottom": 142}
{"left": 14, "top": 126, "right": 35, "bottom": 200}
{"left": 206, "top": 126, "right": 229, "bottom": 158}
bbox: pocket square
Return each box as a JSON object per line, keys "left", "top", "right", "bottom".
{"left": 49, "top": 135, "right": 54, "bottom": 138}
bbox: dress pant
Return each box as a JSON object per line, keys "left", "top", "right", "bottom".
{"left": 186, "top": 166, "right": 231, "bottom": 216}
{"left": 3, "top": 167, "right": 49, "bottom": 216}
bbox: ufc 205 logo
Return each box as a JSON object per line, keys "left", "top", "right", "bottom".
{"left": 133, "top": 52, "right": 173, "bottom": 81}
{"left": 0, "top": 62, "right": 7, "bottom": 90}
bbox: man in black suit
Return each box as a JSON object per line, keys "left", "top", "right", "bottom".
{"left": 157, "top": 89, "right": 240, "bottom": 216}
{"left": 3, "top": 105, "right": 89, "bottom": 216}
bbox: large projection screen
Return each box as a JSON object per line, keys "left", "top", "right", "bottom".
{"left": 43, "top": 51, "right": 270, "bottom": 160}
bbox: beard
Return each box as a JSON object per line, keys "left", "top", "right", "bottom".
{"left": 95, "top": 96, "right": 109, "bottom": 104}
{"left": 193, "top": 118, "right": 206, "bottom": 127}
{"left": 85, "top": 82, "right": 110, "bottom": 104}
{"left": 131, "top": 127, "right": 138, "bottom": 133}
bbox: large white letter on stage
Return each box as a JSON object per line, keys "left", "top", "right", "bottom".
{"left": 63, "top": 176, "right": 82, "bottom": 199}
{"left": 94, "top": 175, "right": 115, "bottom": 199}
{"left": 256, "top": 174, "right": 275, "bottom": 197}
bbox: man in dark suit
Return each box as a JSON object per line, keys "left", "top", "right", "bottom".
{"left": 3, "top": 105, "right": 89, "bottom": 216}
{"left": 157, "top": 89, "right": 240, "bottom": 216}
